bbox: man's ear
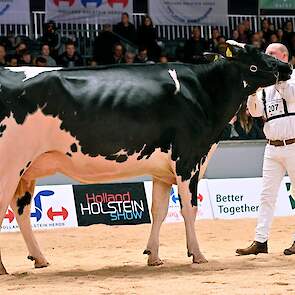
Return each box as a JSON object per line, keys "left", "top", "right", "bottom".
{"left": 203, "top": 52, "right": 225, "bottom": 62}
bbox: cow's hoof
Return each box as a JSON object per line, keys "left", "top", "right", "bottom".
{"left": 147, "top": 258, "right": 164, "bottom": 266}
{"left": 28, "top": 256, "right": 50, "bottom": 269}
{"left": 192, "top": 253, "right": 208, "bottom": 264}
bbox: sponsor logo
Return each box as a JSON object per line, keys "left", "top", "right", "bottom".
{"left": 285, "top": 182, "right": 295, "bottom": 209}
{"left": 107, "top": 0, "right": 128, "bottom": 8}
{"left": 4, "top": 190, "right": 69, "bottom": 223}
{"left": 73, "top": 183, "right": 151, "bottom": 226}
{"left": 80, "top": 0, "right": 102, "bottom": 8}
{"left": 53, "top": 0, "right": 75, "bottom": 7}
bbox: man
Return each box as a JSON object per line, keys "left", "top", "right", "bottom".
{"left": 35, "top": 56, "right": 47, "bottom": 67}
{"left": 41, "top": 44, "right": 57, "bottom": 66}
{"left": 236, "top": 43, "right": 295, "bottom": 256}
{"left": 107, "top": 43, "right": 124, "bottom": 64}
{"left": 114, "top": 12, "right": 137, "bottom": 45}
{"left": 58, "top": 40, "right": 83, "bottom": 67}
{"left": 0, "top": 44, "right": 7, "bottom": 66}
{"left": 124, "top": 51, "right": 135, "bottom": 64}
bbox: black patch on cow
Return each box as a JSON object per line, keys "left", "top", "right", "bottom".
{"left": 17, "top": 192, "right": 32, "bottom": 215}
{"left": 66, "top": 152, "right": 72, "bottom": 157}
{"left": 116, "top": 155, "right": 128, "bottom": 163}
{"left": 178, "top": 194, "right": 183, "bottom": 209}
{"left": 26, "top": 161, "right": 31, "bottom": 168}
{"left": 70, "top": 143, "right": 77, "bottom": 153}
{"left": 0, "top": 58, "right": 288, "bottom": 197}
{"left": 189, "top": 172, "right": 199, "bottom": 207}
{"left": 19, "top": 168, "right": 25, "bottom": 176}
{"left": 0, "top": 124, "right": 6, "bottom": 137}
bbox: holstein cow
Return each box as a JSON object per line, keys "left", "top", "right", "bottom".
{"left": 0, "top": 41, "right": 292, "bottom": 274}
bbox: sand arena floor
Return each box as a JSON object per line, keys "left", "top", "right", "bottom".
{"left": 1, "top": 217, "right": 295, "bottom": 295}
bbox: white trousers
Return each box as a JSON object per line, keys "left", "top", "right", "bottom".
{"left": 255, "top": 143, "right": 295, "bottom": 243}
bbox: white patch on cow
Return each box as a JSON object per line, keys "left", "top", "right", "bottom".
{"left": 168, "top": 69, "right": 180, "bottom": 95}
{"left": 5, "top": 66, "right": 62, "bottom": 82}
{"left": 226, "top": 40, "right": 246, "bottom": 48}
{"left": 243, "top": 80, "right": 248, "bottom": 88}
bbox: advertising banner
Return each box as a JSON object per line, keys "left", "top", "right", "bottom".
{"left": 259, "top": 0, "right": 295, "bottom": 9}
{"left": 208, "top": 177, "right": 295, "bottom": 219}
{"left": 73, "top": 182, "right": 151, "bottom": 226}
{"left": 144, "top": 179, "right": 213, "bottom": 223}
{"left": 148, "top": 0, "right": 228, "bottom": 26}
{"left": 46, "top": 0, "right": 133, "bottom": 24}
{"left": 1, "top": 185, "right": 78, "bottom": 233}
{"left": 0, "top": 0, "right": 30, "bottom": 25}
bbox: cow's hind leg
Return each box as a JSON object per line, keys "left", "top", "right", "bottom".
{"left": 10, "top": 178, "right": 49, "bottom": 269}
{"left": 0, "top": 200, "right": 10, "bottom": 275}
{"left": 177, "top": 178, "right": 207, "bottom": 264}
{"left": 144, "top": 179, "right": 171, "bottom": 266}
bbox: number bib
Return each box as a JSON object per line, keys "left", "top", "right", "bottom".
{"left": 266, "top": 98, "right": 285, "bottom": 118}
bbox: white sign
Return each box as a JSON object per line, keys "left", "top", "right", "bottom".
{"left": 144, "top": 180, "right": 213, "bottom": 224}
{"left": 1, "top": 185, "right": 78, "bottom": 233}
{"left": 208, "top": 177, "right": 295, "bottom": 219}
{"left": 46, "top": 0, "right": 133, "bottom": 24}
{"left": 0, "top": 0, "right": 30, "bottom": 25}
{"left": 149, "top": 0, "right": 228, "bottom": 26}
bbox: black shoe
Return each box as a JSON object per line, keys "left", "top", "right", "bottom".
{"left": 236, "top": 241, "right": 268, "bottom": 255}
{"left": 284, "top": 242, "right": 295, "bottom": 255}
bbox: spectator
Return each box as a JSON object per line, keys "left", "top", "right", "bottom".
{"left": 41, "top": 43, "right": 57, "bottom": 66}
{"left": 15, "top": 42, "right": 27, "bottom": 61}
{"left": 222, "top": 103, "right": 265, "bottom": 140}
{"left": 124, "top": 51, "right": 135, "bottom": 64}
{"left": 93, "top": 24, "right": 120, "bottom": 65}
{"left": 216, "top": 36, "right": 227, "bottom": 56}
{"left": 8, "top": 55, "right": 18, "bottom": 66}
{"left": 135, "top": 47, "right": 154, "bottom": 63}
{"left": 251, "top": 33, "right": 265, "bottom": 51}
{"left": 88, "top": 59, "right": 97, "bottom": 66}
{"left": 231, "top": 29, "right": 240, "bottom": 41}
{"left": 19, "top": 50, "right": 33, "bottom": 66}
{"left": 159, "top": 55, "right": 168, "bottom": 64}
{"left": 277, "top": 29, "right": 285, "bottom": 43}
{"left": 108, "top": 43, "right": 124, "bottom": 64}
{"left": 270, "top": 33, "right": 279, "bottom": 44}
{"left": 243, "top": 19, "right": 253, "bottom": 40}
{"left": 0, "top": 44, "right": 7, "bottom": 66}
{"left": 58, "top": 40, "right": 83, "bottom": 67}
{"left": 237, "top": 23, "right": 249, "bottom": 43}
{"left": 283, "top": 20, "right": 295, "bottom": 50}
{"left": 261, "top": 18, "right": 274, "bottom": 43}
{"left": 137, "top": 15, "right": 161, "bottom": 61}
{"left": 207, "top": 27, "right": 220, "bottom": 52}
{"left": 42, "top": 20, "right": 62, "bottom": 59}
{"left": 114, "top": 12, "right": 137, "bottom": 45}
{"left": 184, "top": 26, "right": 207, "bottom": 63}
{"left": 35, "top": 56, "right": 47, "bottom": 67}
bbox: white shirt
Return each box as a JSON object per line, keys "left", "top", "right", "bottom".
{"left": 247, "top": 71, "right": 295, "bottom": 140}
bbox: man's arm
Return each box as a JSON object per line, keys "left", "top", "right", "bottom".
{"left": 247, "top": 90, "right": 264, "bottom": 117}
{"left": 275, "top": 76, "right": 295, "bottom": 102}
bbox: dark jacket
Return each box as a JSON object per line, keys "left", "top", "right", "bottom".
{"left": 114, "top": 22, "right": 137, "bottom": 45}
{"left": 183, "top": 38, "right": 208, "bottom": 64}
{"left": 57, "top": 52, "right": 83, "bottom": 67}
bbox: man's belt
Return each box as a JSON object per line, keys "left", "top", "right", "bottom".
{"left": 267, "top": 138, "right": 295, "bottom": 146}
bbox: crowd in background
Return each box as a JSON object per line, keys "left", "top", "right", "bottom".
{"left": 0, "top": 13, "right": 294, "bottom": 140}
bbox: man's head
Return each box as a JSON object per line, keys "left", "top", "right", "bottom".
{"left": 0, "top": 44, "right": 6, "bottom": 61}
{"left": 21, "top": 50, "right": 32, "bottom": 64}
{"left": 66, "top": 41, "right": 76, "bottom": 57}
{"left": 192, "top": 27, "right": 201, "bottom": 40}
{"left": 125, "top": 51, "right": 135, "bottom": 64}
{"left": 265, "top": 43, "right": 289, "bottom": 63}
{"left": 16, "top": 42, "right": 27, "bottom": 54}
{"left": 35, "top": 56, "right": 47, "bottom": 67}
{"left": 41, "top": 44, "right": 50, "bottom": 57}
{"left": 121, "top": 12, "right": 129, "bottom": 25}
{"left": 113, "top": 43, "right": 123, "bottom": 58}
{"left": 137, "top": 48, "right": 148, "bottom": 62}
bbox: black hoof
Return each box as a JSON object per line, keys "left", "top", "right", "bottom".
{"left": 187, "top": 251, "right": 193, "bottom": 257}
{"left": 143, "top": 249, "right": 151, "bottom": 255}
{"left": 27, "top": 255, "right": 35, "bottom": 261}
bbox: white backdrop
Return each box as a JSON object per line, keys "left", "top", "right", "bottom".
{"left": 46, "top": 0, "right": 133, "bottom": 24}
{"left": 0, "top": 0, "right": 30, "bottom": 25}
{"left": 148, "top": 0, "right": 228, "bottom": 26}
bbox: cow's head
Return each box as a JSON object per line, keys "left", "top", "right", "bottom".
{"left": 225, "top": 40, "right": 292, "bottom": 94}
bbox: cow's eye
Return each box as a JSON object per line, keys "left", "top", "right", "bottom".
{"left": 250, "top": 65, "right": 258, "bottom": 72}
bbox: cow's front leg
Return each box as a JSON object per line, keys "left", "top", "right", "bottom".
{"left": 177, "top": 178, "right": 207, "bottom": 264}
{"left": 10, "top": 179, "right": 49, "bottom": 269}
{"left": 144, "top": 179, "right": 171, "bottom": 266}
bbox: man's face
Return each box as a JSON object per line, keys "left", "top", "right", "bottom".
{"left": 0, "top": 46, "right": 6, "bottom": 60}
{"left": 192, "top": 28, "right": 200, "bottom": 39}
{"left": 138, "top": 50, "right": 147, "bottom": 60}
{"left": 122, "top": 14, "right": 129, "bottom": 24}
{"left": 42, "top": 45, "right": 50, "bottom": 56}
{"left": 23, "top": 53, "right": 31, "bottom": 63}
{"left": 125, "top": 53, "right": 134, "bottom": 64}
{"left": 114, "top": 45, "right": 123, "bottom": 58}
{"left": 266, "top": 44, "right": 288, "bottom": 63}
{"left": 66, "top": 45, "right": 75, "bottom": 57}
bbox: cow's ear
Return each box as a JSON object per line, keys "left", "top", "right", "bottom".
{"left": 203, "top": 52, "right": 225, "bottom": 62}
{"left": 225, "top": 40, "right": 246, "bottom": 59}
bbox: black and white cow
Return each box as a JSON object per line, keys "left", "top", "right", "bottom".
{"left": 0, "top": 41, "right": 292, "bottom": 274}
